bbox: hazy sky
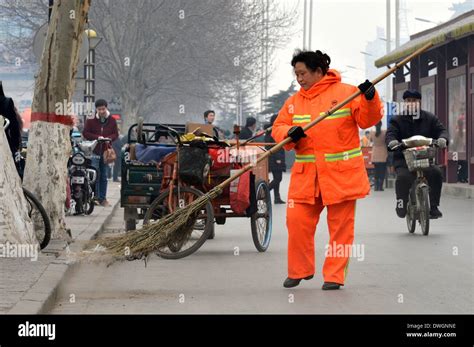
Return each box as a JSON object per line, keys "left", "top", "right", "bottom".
{"left": 270, "top": 0, "right": 458, "bottom": 95}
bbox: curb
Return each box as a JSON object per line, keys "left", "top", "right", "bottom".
{"left": 8, "top": 195, "right": 121, "bottom": 315}
{"left": 442, "top": 184, "right": 473, "bottom": 199}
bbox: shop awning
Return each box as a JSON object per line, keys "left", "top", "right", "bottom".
{"left": 375, "top": 10, "right": 474, "bottom": 68}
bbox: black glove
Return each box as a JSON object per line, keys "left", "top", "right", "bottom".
{"left": 388, "top": 140, "right": 401, "bottom": 151}
{"left": 287, "top": 126, "right": 307, "bottom": 143}
{"left": 358, "top": 79, "right": 376, "bottom": 101}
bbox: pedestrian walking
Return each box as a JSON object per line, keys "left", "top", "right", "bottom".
{"left": 265, "top": 114, "right": 286, "bottom": 204}
{"left": 369, "top": 121, "right": 388, "bottom": 191}
{"left": 83, "top": 99, "right": 119, "bottom": 207}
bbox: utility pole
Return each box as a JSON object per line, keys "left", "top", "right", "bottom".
{"left": 303, "top": 0, "right": 307, "bottom": 49}
{"left": 308, "top": 0, "right": 313, "bottom": 50}
{"left": 386, "top": 0, "right": 392, "bottom": 102}
{"left": 261, "top": 0, "right": 265, "bottom": 111}
{"left": 264, "top": 0, "right": 269, "bottom": 102}
{"left": 302, "top": 0, "right": 313, "bottom": 50}
{"left": 395, "top": 0, "right": 400, "bottom": 48}
{"left": 260, "top": 0, "right": 269, "bottom": 113}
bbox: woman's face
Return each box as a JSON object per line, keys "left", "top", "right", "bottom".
{"left": 294, "top": 62, "right": 324, "bottom": 90}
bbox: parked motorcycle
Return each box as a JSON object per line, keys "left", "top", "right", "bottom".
{"left": 67, "top": 137, "right": 111, "bottom": 215}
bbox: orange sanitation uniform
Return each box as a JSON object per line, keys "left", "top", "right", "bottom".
{"left": 272, "top": 69, "right": 382, "bottom": 284}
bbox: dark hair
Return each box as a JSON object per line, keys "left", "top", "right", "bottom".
{"left": 402, "top": 89, "right": 421, "bottom": 100}
{"left": 95, "top": 99, "right": 108, "bottom": 108}
{"left": 245, "top": 116, "right": 256, "bottom": 127}
{"left": 291, "top": 50, "right": 331, "bottom": 74}
{"left": 204, "top": 110, "right": 215, "bottom": 119}
{"left": 375, "top": 121, "right": 382, "bottom": 137}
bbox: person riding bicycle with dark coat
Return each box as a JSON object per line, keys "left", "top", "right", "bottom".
{"left": 386, "top": 89, "right": 448, "bottom": 219}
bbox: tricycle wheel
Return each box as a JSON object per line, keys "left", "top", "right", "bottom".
{"left": 251, "top": 180, "right": 272, "bottom": 252}
{"left": 207, "top": 226, "right": 215, "bottom": 240}
{"left": 193, "top": 217, "right": 215, "bottom": 239}
{"left": 143, "top": 186, "right": 214, "bottom": 259}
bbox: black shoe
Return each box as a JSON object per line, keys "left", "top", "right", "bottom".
{"left": 430, "top": 206, "right": 443, "bottom": 219}
{"left": 396, "top": 205, "right": 407, "bottom": 218}
{"left": 274, "top": 198, "right": 286, "bottom": 204}
{"left": 322, "top": 282, "right": 342, "bottom": 290}
{"left": 283, "top": 275, "right": 314, "bottom": 288}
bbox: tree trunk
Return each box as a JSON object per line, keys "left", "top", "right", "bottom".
{"left": 0, "top": 117, "right": 37, "bottom": 245}
{"left": 23, "top": 0, "right": 91, "bottom": 241}
{"left": 121, "top": 94, "right": 140, "bottom": 135}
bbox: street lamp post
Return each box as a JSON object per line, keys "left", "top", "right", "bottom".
{"left": 83, "top": 29, "right": 102, "bottom": 124}
{"left": 386, "top": 0, "right": 392, "bottom": 102}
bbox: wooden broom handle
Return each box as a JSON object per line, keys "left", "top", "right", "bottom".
{"left": 216, "top": 42, "right": 434, "bottom": 190}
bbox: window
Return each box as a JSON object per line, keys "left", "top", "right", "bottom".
{"left": 421, "top": 83, "right": 435, "bottom": 114}
{"left": 447, "top": 74, "right": 466, "bottom": 159}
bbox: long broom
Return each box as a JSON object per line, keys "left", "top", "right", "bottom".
{"left": 82, "top": 42, "right": 433, "bottom": 263}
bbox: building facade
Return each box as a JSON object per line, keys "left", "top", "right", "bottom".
{"left": 375, "top": 10, "right": 474, "bottom": 185}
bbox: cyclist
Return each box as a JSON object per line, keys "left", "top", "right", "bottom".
{"left": 386, "top": 89, "right": 448, "bottom": 219}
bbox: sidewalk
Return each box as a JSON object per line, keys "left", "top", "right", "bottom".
{"left": 1, "top": 182, "right": 121, "bottom": 314}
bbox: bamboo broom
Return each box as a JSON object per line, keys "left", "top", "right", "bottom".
{"left": 82, "top": 42, "right": 434, "bottom": 263}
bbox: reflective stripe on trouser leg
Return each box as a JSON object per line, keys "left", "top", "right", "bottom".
{"left": 286, "top": 198, "right": 324, "bottom": 279}
{"left": 323, "top": 199, "right": 356, "bottom": 284}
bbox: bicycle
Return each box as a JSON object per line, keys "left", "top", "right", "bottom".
{"left": 395, "top": 135, "right": 440, "bottom": 236}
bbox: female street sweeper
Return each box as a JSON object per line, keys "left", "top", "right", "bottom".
{"left": 272, "top": 50, "right": 383, "bottom": 290}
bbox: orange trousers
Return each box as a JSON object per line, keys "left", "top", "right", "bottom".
{"left": 286, "top": 195, "right": 356, "bottom": 284}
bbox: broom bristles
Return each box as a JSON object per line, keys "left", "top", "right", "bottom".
{"left": 71, "top": 186, "right": 223, "bottom": 264}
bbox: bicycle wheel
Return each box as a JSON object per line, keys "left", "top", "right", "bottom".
{"left": 143, "top": 186, "right": 214, "bottom": 259}
{"left": 23, "top": 188, "right": 51, "bottom": 249}
{"left": 417, "top": 185, "right": 430, "bottom": 236}
{"left": 406, "top": 189, "right": 416, "bottom": 233}
{"left": 251, "top": 180, "right": 272, "bottom": 252}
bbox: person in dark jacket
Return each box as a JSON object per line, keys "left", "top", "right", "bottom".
{"left": 0, "top": 82, "right": 23, "bottom": 161}
{"left": 203, "top": 110, "right": 224, "bottom": 139}
{"left": 386, "top": 89, "right": 448, "bottom": 219}
{"left": 265, "top": 114, "right": 286, "bottom": 204}
{"left": 82, "top": 99, "right": 119, "bottom": 206}
{"left": 239, "top": 116, "right": 257, "bottom": 140}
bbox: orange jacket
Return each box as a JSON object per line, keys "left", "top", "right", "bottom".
{"left": 272, "top": 69, "right": 383, "bottom": 205}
